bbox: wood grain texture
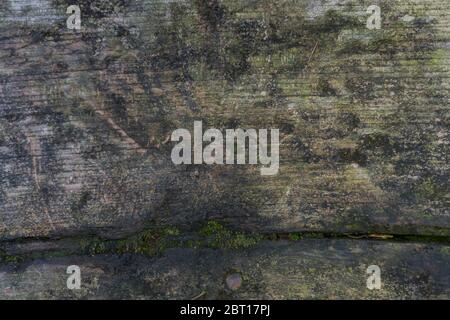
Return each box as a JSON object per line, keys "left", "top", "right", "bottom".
{"left": 0, "top": 0, "right": 449, "bottom": 241}
{"left": 1, "top": 239, "right": 449, "bottom": 299}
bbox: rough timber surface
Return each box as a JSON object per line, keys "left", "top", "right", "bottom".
{"left": 0, "top": 0, "right": 449, "bottom": 300}
{"left": 1, "top": 0, "right": 449, "bottom": 239}
{"left": 0, "top": 239, "right": 449, "bottom": 299}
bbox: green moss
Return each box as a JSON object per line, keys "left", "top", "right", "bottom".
{"left": 79, "top": 223, "right": 261, "bottom": 255}
{"left": 72, "top": 227, "right": 183, "bottom": 257}
{"left": 0, "top": 250, "right": 22, "bottom": 264}
{"left": 184, "top": 239, "right": 202, "bottom": 249}
{"left": 415, "top": 178, "right": 447, "bottom": 201}
{"left": 199, "top": 221, "right": 263, "bottom": 249}
{"left": 115, "top": 227, "right": 180, "bottom": 255}
{"left": 88, "top": 241, "right": 108, "bottom": 255}
{"left": 430, "top": 49, "right": 448, "bottom": 67}
{"left": 288, "top": 233, "right": 303, "bottom": 241}
{"left": 226, "top": 233, "right": 262, "bottom": 249}
{"left": 199, "top": 221, "right": 225, "bottom": 237}
{"left": 2, "top": 228, "right": 450, "bottom": 265}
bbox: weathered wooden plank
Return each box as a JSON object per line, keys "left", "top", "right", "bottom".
{"left": 0, "top": 239, "right": 449, "bottom": 299}
{"left": 0, "top": 0, "right": 449, "bottom": 240}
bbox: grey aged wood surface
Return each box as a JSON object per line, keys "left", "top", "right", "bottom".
{"left": 0, "top": 0, "right": 448, "bottom": 239}
{"left": 0, "top": 0, "right": 449, "bottom": 299}
{"left": 1, "top": 240, "right": 449, "bottom": 299}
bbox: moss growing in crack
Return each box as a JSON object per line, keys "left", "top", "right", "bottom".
{"left": 199, "top": 221, "right": 263, "bottom": 249}
{"left": 0, "top": 250, "right": 22, "bottom": 264}
{"left": 199, "top": 221, "right": 225, "bottom": 237}
{"left": 184, "top": 239, "right": 202, "bottom": 249}
{"left": 288, "top": 233, "right": 303, "bottom": 241}
{"left": 80, "top": 238, "right": 109, "bottom": 255}
{"left": 2, "top": 229, "right": 450, "bottom": 265}
{"left": 75, "top": 227, "right": 181, "bottom": 257}
{"left": 115, "top": 227, "right": 180, "bottom": 255}
{"left": 77, "top": 223, "right": 262, "bottom": 255}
